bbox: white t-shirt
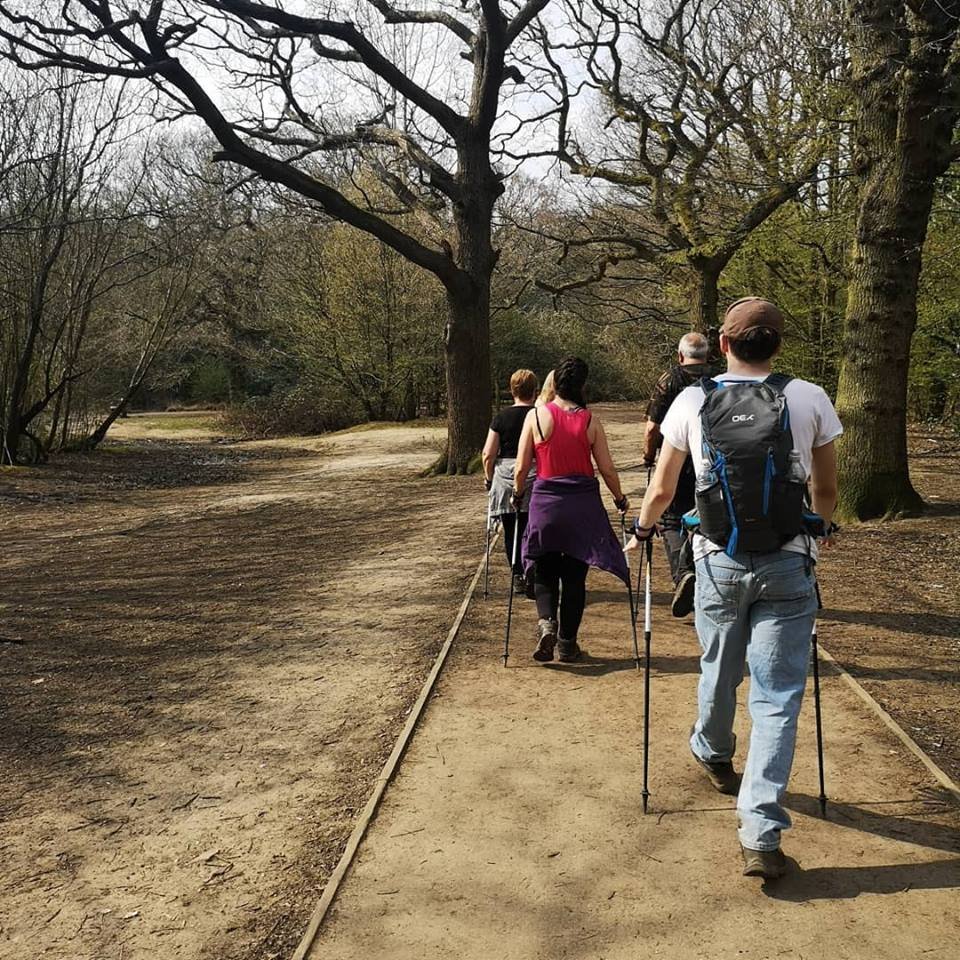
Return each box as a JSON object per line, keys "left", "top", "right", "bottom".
{"left": 660, "top": 373, "right": 843, "bottom": 561}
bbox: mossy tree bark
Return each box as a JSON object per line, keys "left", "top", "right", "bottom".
{"left": 835, "top": 0, "right": 960, "bottom": 519}
{"left": 687, "top": 260, "right": 722, "bottom": 334}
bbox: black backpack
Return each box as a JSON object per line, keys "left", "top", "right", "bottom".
{"left": 695, "top": 374, "right": 805, "bottom": 555}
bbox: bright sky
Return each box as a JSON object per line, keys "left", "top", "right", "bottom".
{"left": 146, "top": 1, "right": 596, "bottom": 194}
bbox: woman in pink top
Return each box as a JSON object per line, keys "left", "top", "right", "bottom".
{"left": 513, "top": 357, "right": 630, "bottom": 663}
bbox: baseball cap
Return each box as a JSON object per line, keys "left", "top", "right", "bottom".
{"left": 722, "top": 297, "right": 784, "bottom": 339}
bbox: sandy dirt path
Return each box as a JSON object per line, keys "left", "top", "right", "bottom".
{"left": 3, "top": 408, "right": 957, "bottom": 959}
{"left": 309, "top": 414, "right": 960, "bottom": 960}
{"left": 0, "top": 423, "right": 484, "bottom": 960}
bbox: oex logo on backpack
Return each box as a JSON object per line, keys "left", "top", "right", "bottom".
{"left": 731, "top": 414, "right": 755, "bottom": 423}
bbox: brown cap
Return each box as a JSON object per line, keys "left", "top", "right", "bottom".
{"left": 722, "top": 297, "right": 784, "bottom": 339}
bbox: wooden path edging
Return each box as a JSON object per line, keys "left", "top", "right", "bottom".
{"left": 818, "top": 643, "right": 960, "bottom": 804}
{"left": 291, "top": 546, "right": 491, "bottom": 960}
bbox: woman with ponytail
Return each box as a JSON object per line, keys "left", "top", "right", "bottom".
{"left": 513, "top": 357, "right": 630, "bottom": 663}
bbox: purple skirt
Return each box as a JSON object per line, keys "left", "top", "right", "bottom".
{"left": 522, "top": 475, "right": 629, "bottom": 585}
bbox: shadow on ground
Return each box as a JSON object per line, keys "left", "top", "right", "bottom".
{"left": 785, "top": 792, "right": 960, "bottom": 855}
{"left": 767, "top": 856, "right": 960, "bottom": 901}
{"left": 821, "top": 606, "right": 960, "bottom": 643}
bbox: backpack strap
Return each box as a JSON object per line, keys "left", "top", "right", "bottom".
{"left": 698, "top": 377, "right": 720, "bottom": 454}
{"left": 764, "top": 373, "right": 793, "bottom": 394}
{"left": 764, "top": 372, "right": 794, "bottom": 434}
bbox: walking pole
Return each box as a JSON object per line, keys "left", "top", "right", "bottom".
{"left": 642, "top": 536, "right": 653, "bottom": 814}
{"left": 502, "top": 508, "right": 521, "bottom": 667}
{"left": 636, "top": 465, "right": 653, "bottom": 605}
{"left": 484, "top": 505, "right": 493, "bottom": 600}
{"left": 620, "top": 516, "right": 641, "bottom": 669}
{"left": 812, "top": 580, "right": 827, "bottom": 817}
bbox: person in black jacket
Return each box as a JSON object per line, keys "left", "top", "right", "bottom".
{"left": 643, "top": 332, "right": 713, "bottom": 617}
{"left": 482, "top": 369, "right": 539, "bottom": 596}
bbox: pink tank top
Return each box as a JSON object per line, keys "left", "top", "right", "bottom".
{"left": 535, "top": 402, "right": 594, "bottom": 479}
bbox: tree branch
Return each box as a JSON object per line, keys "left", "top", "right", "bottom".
{"left": 366, "top": 0, "right": 476, "bottom": 46}
{"left": 506, "top": 0, "right": 552, "bottom": 45}
{"left": 207, "top": 0, "right": 466, "bottom": 137}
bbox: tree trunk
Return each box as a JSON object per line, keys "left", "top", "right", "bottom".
{"left": 835, "top": 240, "right": 927, "bottom": 517}
{"left": 687, "top": 261, "right": 722, "bottom": 333}
{"left": 441, "top": 120, "right": 500, "bottom": 474}
{"left": 84, "top": 323, "right": 168, "bottom": 450}
{"left": 688, "top": 261, "right": 724, "bottom": 363}
{"left": 45, "top": 383, "right": 65, "bottom": 453}
{"left": 59, "top": 379, "right": 74, "bottom": 450}
{"left": 834, "top": 0, "right": 959, "bottom": 519}
{"left": 84, "top": 398, "right": 130, "bottom": 450}
{"left": 444, "top": 284, "right": 492, "bottom": 473}
{"left": 444, "top": 288, "right": 490, "bottom": 472}
{"left": 2, "top": 311, "right": 43, "bottom": 465}
{"left": 399, "top": 374, "right": 417, "bottom": 422}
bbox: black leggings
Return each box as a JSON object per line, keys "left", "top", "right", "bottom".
{"left": 534, "top": 552, "right": 588, "bottom": 642}
{"left": 500, "top": 512, "right": 528, "bottom": 575}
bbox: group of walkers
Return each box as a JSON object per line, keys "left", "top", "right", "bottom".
{"left": 483, "top": 357, "right": 630, "bottom": 663}
{"left": 483, "top": 297, "right": 842, "bottom": 880}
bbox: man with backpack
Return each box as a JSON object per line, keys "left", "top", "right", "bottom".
{"left": 643, "top": 332, "right": 714, "bottom": 617}
{"left": 626, "top": 297, "right": 841, "bottom": 879}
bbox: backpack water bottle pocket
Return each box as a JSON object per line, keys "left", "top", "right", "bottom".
{"left": 770, "top": 478, "right": 804, "bottom": 537}
{"left": 695, "top": 474, "right": 731, "bottom": 544}
{"left": 801, "top": 510, "right": 826, "bottom": 538}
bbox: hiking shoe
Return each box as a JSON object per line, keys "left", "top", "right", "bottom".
{"left": 692, "top": 753, "right": 742, "bottom": 794}
{"left": 557, "top": 641, "right": 583, "bottom": 663}
{"left": 741, "top": 845, "right": 787, "bottom": 879}
{"left": 671, "top": 572, "right": 696, "bottom": 618}
{"left": 533, "top": 619, "right": 557, "bottom": 662}
{"left": 689, "top": 723, "right": 741, "bottom": 794}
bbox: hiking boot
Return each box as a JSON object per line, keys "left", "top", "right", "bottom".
{"left": 741, "top": 845, "right": 787, "bottom": 879}
{"left": 691, "top": 752, "right": 742, "bottom": 795}
{"left": 671, "top": 572, "right": 696, "bottom": 618}
{"left": 557, "top": 641, "right": 583, "bottom": 663}
{"left": 533, "top": 619, "right": 557, "bottom": 662}
{"left": 689, "top": 725, "right": 741, "bottom": 795}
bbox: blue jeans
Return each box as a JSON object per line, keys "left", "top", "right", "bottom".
{"left": 690, "top": 551, "right": 817, "bottom": 851}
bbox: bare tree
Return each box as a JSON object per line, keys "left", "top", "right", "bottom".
{"left": 0, "top": 70, "right": 245, "bottom": 461}
{"left": 0, "top": 0, "right": 553, "bottom": 472}
{"left": 81, "top": 209, "right": 217, "bottom": 448}
{"left": 533, "top": 0, "right": 842, "bottom": 331}
{"left": 263, "top": 212, "right": 447, "bottom": 423}
{"left": 834, "top": 0, "right": 960, "bottom": 519}
{"left": 0, "top": 71, "right": 134, "bottom": 463}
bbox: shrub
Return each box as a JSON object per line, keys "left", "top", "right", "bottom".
{"left": 222, "top": 385, "right": 363, "bottom": 438}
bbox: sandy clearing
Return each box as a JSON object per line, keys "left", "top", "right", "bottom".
{"left": 0, "top": 422, "right": 480, "bottom": 960}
